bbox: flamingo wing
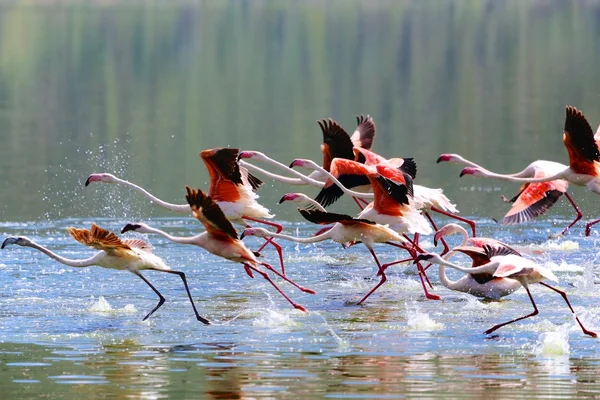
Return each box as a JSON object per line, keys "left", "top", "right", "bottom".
{"left": 314, "top": 159, "right": 371, "bottom": 207}
{"left": 318, "top": 118, "right": 354, "bottom": 171}
{"left": 122, "top": 239, "right": 153, "bottom": 253}
{"left": 378, "top": 158, "right": 417, "bottom": 179}
{"left": 350, "top": 114, "right": 376, "bottom": 150}
{"left": 299, "top": 209, "right": 375, "bottom": 226}
{"left": 67, "top": 223, "right": 132, "bottom": 253}
{"left": 499, "top": 171, "right": 567, "bottom": 225}
{"left": 240, "top": 165, "right": 264, "bottom": 192}
{"left": 451, "top": 246, "right": 496, "bottom": 284}
{"left": 185, "top": 186, "right": 239, "bottom": 240}
{"left": 563, "top": 106, "right": 600, "bottom": 174}
{"left": 483, "top": 244, "right": 520, "bottom": 259}
{"left": 376, "top": 165, "right": 414, "bottom": 198}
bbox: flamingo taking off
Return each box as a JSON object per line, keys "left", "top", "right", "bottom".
{"left": 86, "top": 148, "right": 287, "bottom": 275}
{"left": 416, "top": 246, "right": 597, "bottom": 337}
{"left": 438, "top": 154, "right": 581, "bottom": 236}
{"left": 1, "top": 224, "right": 210, "bottom": 324}
{"left": 460, "top": 106, "right": 600, "bottom": 236}
{"left": 121, "top": 186, "right": 313, "bottom": 312}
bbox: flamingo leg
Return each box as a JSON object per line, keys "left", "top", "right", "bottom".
{"left": 423, "top": 211, "right": 450, "bottom": 255}
{"left": 162, "top": 270, "right": 211, "bottom": 325}
{"left": 352, "top": 196, "right": 365, "bottom": 210}
{"left": 430, "top": 206, "right": 477, "bottom": 237}
{"left": 557, "top": 192, "right": 583, "bottom": 236}
{"left": 134, "top": 271, "right": 166, "bottom": 321}
{"left": 259, "top": 262, "right": 316, "bottom": 294}
{"left": 400, "top": 235, "right": 434, "bottom": 290}
{"left": 357, "top": 248, "right": 387, "bottom": 304}
{"left": 484, "top": 284, "right": 538, "bottom": 335}
{"left": 243, "top": 263, "right": 307, "bottom": 312}
{"left": 539, "top": 282, "right": 597, "bottom": 338}
{"left": 242, "top": 216, "right": 286, "bottom": 275}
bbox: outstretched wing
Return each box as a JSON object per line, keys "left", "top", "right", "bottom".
{"left": 200, "top": 147, "right": 244, "bottom": 185}
{"left": 122, "top": 239, "right": 153, "bottom": 253}
{"left": 318, "top": 118, "right": 355, "bottom": 171}
{"left": 563, "top": 106, "right": 600, "bottom": 174}
{"left": 351, "top": 114, "right": 376, "bottom": 150}
{"left": 299, "top": 209, "right": 375, "bottom": 226}
{"left": 67, "top": 223, "right": 131, "bottom": 252}
{"left": 185, "top": 186, "right": 239, "bottom": 240}
{"left": 314, "top": 158, "right": 371, "bottom": 207}
{"left": 499, "top": 170, "right": 567, "bottom": 225}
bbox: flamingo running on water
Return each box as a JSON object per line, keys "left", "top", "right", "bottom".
{"left": 289, "top": 158, "right": 477, "bottom": 238}
{"left": 416, "top": 246, "right": 597, "bottom": 337}
{"left": 240, "top": 209, "right": 435, "bottom": 304}
{"left": 121, "top": 186, "right": 313, "bottom": 312}
{"left": 86, "top": 148, "right": 287, "bottom": 275}
{"left": 460, "top": 106, "right": 600, "bottom": 236}
{"left": 437, "top": 154, "right": 581, "bottom": 236}
{"left": 1, "top": 224, "right": 210, "bottom": 324}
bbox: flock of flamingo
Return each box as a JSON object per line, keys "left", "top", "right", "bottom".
{"left": 2, "top": 106, "right": 599, "bottom": 338}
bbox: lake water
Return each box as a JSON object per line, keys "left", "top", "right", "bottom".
{"left": 0, "top": 1, "right": 599, "bottom": 398}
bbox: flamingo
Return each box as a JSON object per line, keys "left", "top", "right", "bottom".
{"left": 121, "top": 186, "right": 313, "bottom": 312}
{"left": 416, "top": 246, "right": 597, "bottom": 337}
{"left": 240, "top": 209, "right": 435, "bottom": 304}
{"left": 1, "top": 224, "right": 210, "bottom": 324}
{"left": 460, "top": 106, "right": 600, "bottom": 236}
{"left": 278, "top": 193, "right": 327, "bottom": 211}
{"left": 289, "top": 158, "right": 477, "bottom": 237}
{"left": 86, "top": 148, "right": 287, "bottom": 275}
{"left": 438, "top": 154, "right": 581, "bottom": 236}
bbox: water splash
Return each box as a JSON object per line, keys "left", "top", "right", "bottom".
{"left": 252, "top": 309, "right": 301, "bottom": 332}
{"left": 532, "top": 324, "right": 570, "bottom": 356}
{"left": 543, "top": 260, "right": 583, "bottom": 273}
{"left": 87, "top": 296, "right": 137, "bottom": 314}
{"left": 405, "top": 303, "right": 444, "bottom": 331}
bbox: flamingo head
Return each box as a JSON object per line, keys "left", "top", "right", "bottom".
{"left": 85, "top": 173, "right": 118, "bottom": 186}
{"left": 413, "top": 252, "right": 444, "bottom": 265}
{"left": 121, "top": 223, "right": 151, "bottom": 234}
{"left": 436, "top": 153, "right": 461, "bottom": 163}
{"left": 459, "top": 167, "right": 484, "bottom": 177}
{"left": 240, "top": 227, "right": 271, "bottom": 240}
{"left": 278, "top": 193, "right": 306, "bottom": 204}
{"left": 238, "top": 150, "right": 261, "bottom": 160}
{"left": 2, "top": 236, "right": 33, "bottom": 249}
{"left": 433, "top": 223, "right": 463, "bottom": 246}
{"left": 289, "top": 159, "right": 315, "bottom": 169}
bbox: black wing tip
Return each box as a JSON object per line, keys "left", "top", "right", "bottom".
{"left": 399, "top": 158, "right": 417, "bottom": 180}
{"left": 378, "top": 176, "right": 410, "bottom": 205}
{"left": 299, "top": 208, "right": 356, "bottom": 225}
{"left": 314, "top": 185, "right": 344, "bottom": 208}
{"left": 482, "top": 244, "right": 520, "bottom": 258}
{"left": 499, "top": 189, "right": 563, "bottom": 225}
{"left": 247, "top": 172, "right": 264, "bottom": 192}
{"left": 121, "top": 223, "right": 141, "bottom": 234}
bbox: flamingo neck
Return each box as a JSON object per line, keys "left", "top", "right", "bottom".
{"left": 112, "top": 176, "right": 189, "bottom": 213}
{"left": 258, "top": 230, "right": 329, "bottom": 244}
{"left": 26, "top": 242, "right": 102, "bottom": 267}
{"left": 470, "top": 169, "right": 564, "bottom": 183}
{"left": 431, "top": 257, "right": 500, "bottom": 276}
{"left": 239, "top": 161, "right": 323, "bottom": 186}
{"left": 142, "top": 226, "right": 200, "bottom": 245}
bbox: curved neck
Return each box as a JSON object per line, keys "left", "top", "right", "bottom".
{"left": 142, "top": 225, "right": 200, "bottom": 245}
{"left": 26, "top": 242, "right": 102, "bottom": 267}
{"left": 239, "top": 159, "right": 325, "bottom": 187}
{"left": 301, "top": 160, "right": 374, "bottom": 199}
{"left": 112, "top": 176, "right": 189, "bottom": 213}
{"left": 436, "top": 247, "right": 465, "bottom": 290}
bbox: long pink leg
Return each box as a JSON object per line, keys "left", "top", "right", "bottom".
{"left": 485, "top": 284, "right": 538, "bottom": 335}
{"left": 352, "top": 196, "right": 365, "bottom": 210}
{"left": 423, "top": 211, "right": 450, "bottom": 255}
{"left": 357, "top": 248, "right": 387, "bottom": 304}
{"left": 259, "top": 262, "right": 316, "bottom": 294}
{"left": 430, "top": 206, "right": 477, "bottom": 237}
{"left": 243, "top": 263, "right": 307, "bottom": 312}
{"left": 243, "top": 216, "right": 286, "bottom": 275}
{"left": 400, "top": 235, "right": 434, "bottom": 290}
{"left": 560, "top": 192, "right": 583, "bottom": 236}
{"left": 387, "top": 242, "right": 439, "bottom": 300}
{"left": 539, "top": 282, "right": 597, "bottom": 337}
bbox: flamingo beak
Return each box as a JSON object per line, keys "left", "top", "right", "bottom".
{"left": 278, "top": 195, "right": 287, "bottom": 204}
{"left": 1, "top": 237, "right": 18, "bottom": 249}
{"left": 84, "top": 175, "right": 94, "bottom": 186}
{"left": 436, "top": 155, "right": 450, "bottom": 163}
{"left": 413, "top": 254, "right": 433, "bottom": 264}
{"left": 121, "top": 223, "right": 141, "bottom": 234}
{"left": 289, "top": 160, "right": 301, "bottom": 168}
{"left": 459, "top": 168, "right": 468, "bottom": 177}
{"left": 240, "top": 231, "right": 248, "bottom": 240}
{"left": 238, "top": 151, "right": 253, "bottom": 160}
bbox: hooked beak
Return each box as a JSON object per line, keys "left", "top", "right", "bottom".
{"left": 240, "top": 230, "right": 248, "bottom": 240}
{"left": 121, "top": 223, "right": 141, "bottom": 234}
{"left": 1, "top": 237, "right": 18, "bottom": 249}
{"left": 278, "top": 195, "right": 287, "bottom": 204}
{"left": 413, "top": 254, "right": 433, "bottom": 264}
{"left": 459, "top": 169, "right": 467, "bottom": 177}
{"left": 84, "top": 175, "right": 93, "bottom": 186}
{"left": 289, "top": 160, "right": 301, "bottom": 169}
{"left": 238, "top": 151, "right": 253, "bottom": 160}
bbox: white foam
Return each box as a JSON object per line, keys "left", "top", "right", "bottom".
{"left": 252, "top": 309, "right": 301, "bottom": 331}
{"left": 543, "top": 260, "right": 584, "bottom": 273}
{"left": 538, "top": 240, "right": 579, "bottom": 251}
